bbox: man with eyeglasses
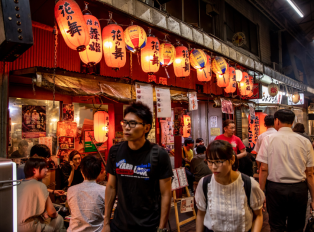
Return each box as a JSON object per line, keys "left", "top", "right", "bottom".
{"left": 104, "top": 102, "right": 173, "bottom": 232}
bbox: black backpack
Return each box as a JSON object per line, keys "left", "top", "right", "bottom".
{"left": 202, "top": 173, "right": 252, "bottom": 210}
{"left": 109, "top": 141, "right": 160, "bottom": 179}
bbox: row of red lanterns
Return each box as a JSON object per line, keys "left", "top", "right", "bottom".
{"left": 55, "top": 0, "right": 253, "bottom": 97}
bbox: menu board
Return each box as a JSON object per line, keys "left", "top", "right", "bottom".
{"left": 135, "top": 83, "right": 154, "bottom": 114}
{"left": 171, "top": 167, "right": 188, "bottom": 190}
{"left": 188, "top": 92, "right": 198, "bottom": 111}
{"left": 155, "top": 87, "right": 171, "bottom": 118}
{"left": 180, "top": 197, "right": 195, "bottom": 213}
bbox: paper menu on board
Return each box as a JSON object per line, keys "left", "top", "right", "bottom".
{"left": 155, "top": 87, "right": 171, "bottom": 118}
{"left": 171, "top": 167, "right": 189, "bottom": 190}
{"left": 188, "top": 92, "right": 198, "bottom": 111}
{"left": 210, "top": 116, "right": 218, "bottom": 128}
{"left": 135, "top": 83, "right": 154, "bottom": 114}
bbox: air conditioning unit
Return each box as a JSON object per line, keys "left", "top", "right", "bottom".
{"left": 206, "top": 4, "right": 219, "bottom": 16}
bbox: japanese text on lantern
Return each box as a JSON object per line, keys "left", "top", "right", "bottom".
{"left": 111, "top": 29, "right": 123, "bottom": 60}
{"left": 58, "top": 2, "right": 81, "bottom": 37}
{"left": 182, "top": 50, "right": 189, "bottom": 72}
{"left": 151, "top": 40, "right": 159, "bottom": 65}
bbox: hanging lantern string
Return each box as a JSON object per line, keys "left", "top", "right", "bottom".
{"left": 82, "top": 1, "right": 91, "bottom": 14}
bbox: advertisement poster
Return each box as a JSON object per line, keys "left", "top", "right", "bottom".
{"left": 180, "top": 197, "right": 194, "bottom": 213}
{"left": 39, "top": 137, "right": 53, "bottom": 155}
{"left": 58, "top": 136, "right": 75, "bottom": 150}
{"left": 155, "top": 87, "right": 171, "bottom": 118}
{"left": 135, "top": 82, "right": 154, "bottom": 115}
{"left": 84, "top": 130, "right": 107, "bottom": 152}
{"left": 57, "top": 121, "right": 77, "bottom": 137}
{"left": 174, "top": 107, "right": 184, "bottom": 136}
{"left": 210, "top": 116, "right": 218, "bottom": 128}
{"left": 63, "top": 104, "right": 74, "bottom": 121}
{"left": 188, "top": 92, "right": 198, "bottom": 111}
{"left": 210, "top": 128, "right": 221, "bottom": 136}
{"left": 220, "top": 98, "right": 234, "bottom": 114}
{"left": 22, "top": 105, "right": 46, "bottom": 138}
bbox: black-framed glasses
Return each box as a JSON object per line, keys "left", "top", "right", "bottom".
{"left": 206, "top": 160, "right": 226, "bottom": 167}
{"left": 120, "top": 120, "right": 145, "bottom": 128}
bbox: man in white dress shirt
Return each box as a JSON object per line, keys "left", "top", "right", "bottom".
{"left": 253, "top": 115, "right": 277, "bottom": 172}
{"left": 257, "top": 109, "right": 314, "bottom": 232}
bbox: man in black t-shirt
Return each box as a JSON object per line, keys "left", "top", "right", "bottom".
{"left": 104, "top": 102, "right": 173, "bottom": 232}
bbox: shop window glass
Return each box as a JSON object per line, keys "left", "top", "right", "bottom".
{"left": 8, "top": 98, "right": 60, "bottom": 157}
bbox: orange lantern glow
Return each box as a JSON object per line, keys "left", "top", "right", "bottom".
{"left": 124, "top": 25, "right": 147, "bottom": 52}
{"left": 160, "top": 43, "right": 176, "bottom": 78}
{"left": 196, "top": 54, "right": 211, "bottom": 82}
{"left": 217, "top": 64, "right": 230, "bottom": 87}
{"left": 224, "top": 67, "right": 237, "bottom": 93}
{"left": 183, "top": 115, "right": 191, "bottom": 138}
{"left": 190, "top": 49, "right": 207, "bottom": 70}
{"left": 55, "top": 0, "right": 90, "bottom": 51}
{"left": 239, "top": 72, "right": 250, "bottom": 96}
{"left": 141, "top": 36, "right": 160, "bottom": 74}
{"left": 173, "top": 45, "right": 190, "bottom": 78}
{"left": 102, "top": 23, "right": 126, "bottom": 69}
{"left": 79, "top": 14, "right": 102, "bottom": 66}
{"left": 94, "top": 111, "right": 109, "bottom": 143}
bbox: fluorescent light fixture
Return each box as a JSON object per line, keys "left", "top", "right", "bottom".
{"left": 287, "top": 0, "right": 304, "bottom": 17}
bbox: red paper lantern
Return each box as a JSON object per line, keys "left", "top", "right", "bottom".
{"left": 217, "top": 64, "right": 230, "bottom": 87}
{"left": 173, "top": 46, "right": 190, "bottom": 78}
{"left": 102, "top": 23, "right": 126, "bottom": 69}
{"left": 224, "top": 67, "right": 237, "bottom": 93}
{"left": 239, "top": 72, "right": 250, "bottom": 96}
{"left": 94, "top": 111, "right": 109, "bottom": 143}
{"left": 55, "top": 0, "right": 90, "bottom": 51}
{"left": 196, "top": 54, "right": 211, "bottom": 82}
{"left": 79, "top": 14, "right": 102, "bottom": 66}
{"left": 141, "top": 36, "right": 160, "bottom": 74}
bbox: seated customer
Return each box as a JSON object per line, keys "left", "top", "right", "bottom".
{"left": 61, "top": 150, "right": 84, "bottom": 189}
{"left": 190, "top": 145, "right": 212, "bottom": 182}
{"left": 17, "top": 157, "right": 65, "bottom": 232}
{"left": 67, "top": 155, "right": 106, "bottom": 232}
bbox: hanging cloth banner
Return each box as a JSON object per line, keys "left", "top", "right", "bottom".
{"left": 248, "top": 103, "right": 255, "bottom": 120}
{"left": 188, "top": 92, "right": 198, "bottom": 111}
{"left": 220, "top": 98, "right": 234, "bottom": 114}
{"left": 155, "top": 87, "right": 171, "bottom": 118}
{"left": 135, "top": 82, "right": 154, "bottom": 114}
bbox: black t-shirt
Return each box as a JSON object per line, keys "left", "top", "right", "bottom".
{"left": 61, "top": 162, "right": 84, "bottom": 188}
{"left": 106, "top": 140, "right": 173, "bottom": 232}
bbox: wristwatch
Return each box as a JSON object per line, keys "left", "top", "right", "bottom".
{"left": 156, "top": 228, "right": 168, "bottom": 232}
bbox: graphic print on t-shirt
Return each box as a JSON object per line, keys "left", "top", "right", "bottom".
{"left": 116, "top": 159, "right": 151, "bottom": 179}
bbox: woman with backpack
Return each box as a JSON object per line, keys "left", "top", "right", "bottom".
{"left": 195, "top": 140, "right": 265, "bottom": 232}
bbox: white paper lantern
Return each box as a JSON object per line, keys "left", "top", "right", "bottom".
{"left": 292, "top": 92, "right": 300, "bottom": 104}
{"left": 268, "top": 83, "right": 279, "bottom": 97}
{"left": 235, "top": 69, "right": 242, "bottom": 82}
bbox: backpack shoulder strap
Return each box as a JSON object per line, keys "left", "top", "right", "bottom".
{"left": 109, "top": 141, "right": 124, "bottom": 175}
{"left": 150, "top": 144, "right": 159, "bottom": 179}
{"left": 241, "top": 173, "right": 252, "bottom": 210}
{"left": 182, "top": 147, "right": 186, "bottom": 158}
{"left": 202, "top": 174, "right": 212, "bottom": 210}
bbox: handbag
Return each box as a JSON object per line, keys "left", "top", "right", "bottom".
{"left": 306, "top": 212, "right": 314, "bottom": 232}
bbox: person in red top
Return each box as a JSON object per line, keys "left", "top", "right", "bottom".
{"left": 215, "top": 120, "right": 247, "bottom": 159}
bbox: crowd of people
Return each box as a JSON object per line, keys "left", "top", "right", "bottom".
{"left": 14, "top": 102, "right": 314, "bottom": 232}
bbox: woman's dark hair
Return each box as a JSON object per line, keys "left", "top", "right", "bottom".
{"left": 264, "top": 115, "right": 274, "bottom": 127}
{"left": 24, "top": 157, "right": 47, "bottom": 178}
{"left": 80, "top": 155, "right": 102, "bottom": 180}
{"left": 196, "top": 138, "right": 203, "bottom": 144}
{"left": 124, "top": 102, "right": 153, "bottom": 138}
{"left": 184, "top": 138, "right": 194, "bottom": 146}
{"left": 30, "top": 144, "right": 51, "bottom": 158}
{"left": 196, "top": 145, "right": 206, "bottom": 154}
{"left": 69, "top": 150, "right": 81, "bottom": 161}
{"left": 223, "top": 120, "right": 235, "bottom": 129}
{"left": 293, "top": 123, "right": 305, "bottom": 133}
{"left": 206, "top": 140, "right": 238, "bottom": 171}
{"left": 274, "top": 109, "right": 295, "bottom": 124}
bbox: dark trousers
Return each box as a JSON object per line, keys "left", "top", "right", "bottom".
{"left": 267, "top": 180, "right": 308, "bottom": 232}
{"left": 185, "top": 167, "right": 194, "bottom": 191}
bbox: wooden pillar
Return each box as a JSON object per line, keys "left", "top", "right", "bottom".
{"left": 0, "top": 62, "right": 8, "bottom": 158}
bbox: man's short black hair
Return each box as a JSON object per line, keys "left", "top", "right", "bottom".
{"left": 30, "top": 144, "right": 51, "bottom": 158}
{"left": 80, "top": 155, "right": 101, "bottom": 180}
{"left": 123, "top": 102, "right": 153, "bottom": 138}
{"left": 264, "top": 115, "right": 274, "bottom": 127}
{"left": 274, "top": 109, "right": 295, "bottom": 125}
{"left": 196, "top": 138, "right": 203, "bottom": 144}
{"left": 24, "top": 157, "right": 47, "bottom": 178}
{"left": 196, "top": 145, "right": 206, "bottom": 154}
{"left": 184, "top": 138, "right": 194, "bottom": 146}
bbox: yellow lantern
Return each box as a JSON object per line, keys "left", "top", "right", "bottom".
{"left": 141, "top": 36, "right": 160, "bottom": 74}
{"left": 173, "top": 45, "right": 190, "bottom": 78}
{"left": 94, "top": 111, "right": 109, "bottom": 143}
{"left": 124, "top": 25, "right": 147, "bottom": 52}
{"left": 159, "top": 43, "right": 175, "bottom": 78}
{"left": 235, "top": 69, "right": 242, "bottom": 82}
{"left": 55, "top": 0, "right": 90, "bottom": 51}
{"left": 79, "top": 13, "right": 102, "bottom": 66}
{"left": 292, "top": 92, "right": 300, "bottom": 104}
{"left": 212, "top": 56, "right": 228, "bottom": 75}
{"left": 102, "top": 23, "right": 126, "bottom": 70}
{"left": 224, "top": 67, "right": 237, "bottom": 93}
{"left": 217, "top": 64, "right": 230, "bottom": 87}
{"left": 196, "top": 54, "right": 211, "bottom": 82}
{"left": 190, "top": 49, "right": 207, "bottom": 70}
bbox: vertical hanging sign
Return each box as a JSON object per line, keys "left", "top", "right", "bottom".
{"left": 135, "top": 83, "right": 154, "bottom": 114}
{"left": 155, "top": 87, "right": 171, "bottom": 118}
{"left": 188, "top": 92, "right": 198, "bottom": 111}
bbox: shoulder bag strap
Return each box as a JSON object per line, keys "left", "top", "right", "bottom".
{"left": 150, "top": 144, "right": 159, "bottom": 180}
{"left": 202, "top": 174, "right": 212, "bottom": 210}
{"left": 110, "top": 141, "right": 124, "bottom": 175}
{"left": 241, "top": 173, "right": 252, "bottom": 210}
